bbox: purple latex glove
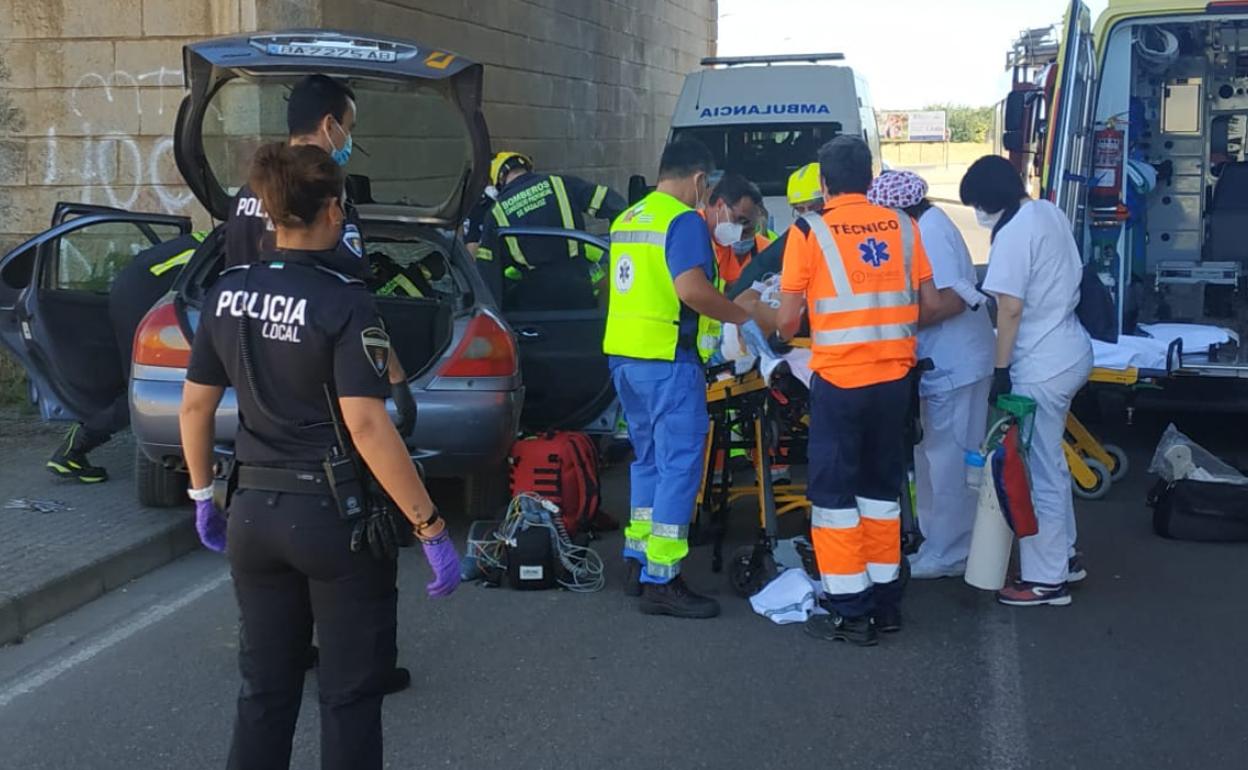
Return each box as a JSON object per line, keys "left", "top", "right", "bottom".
{"left": 195, "top": 499, "right": 227, "bottom": 553}
{"left": 421, "top": 535, "right": 461, "bottom": 598}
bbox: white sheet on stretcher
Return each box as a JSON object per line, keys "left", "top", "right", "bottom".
{"left": 720, "top": 324, "right": 815, "bottom": 387}
{"left": 1093, "top": 324, "right": 1238, "bottom": 371}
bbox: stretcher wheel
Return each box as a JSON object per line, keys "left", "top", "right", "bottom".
{"left": 1103, "top": 444, "right": 1130, "bottom": 482}
{"left": 728, "top": 546, "right": 777, "bottom": 598}
{"left": 1072, "top": 458, "right": 1111, "bottom": 501}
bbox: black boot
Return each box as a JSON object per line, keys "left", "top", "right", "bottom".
{"left": 639, "top": 576, "right": 720, "bottom": 619}
{"left": 872, "top": 604, "right": 902, "bottom": 633}
{"left": 382, "top": 667, "right": 411, "bottom": 695}
{"left": 623, "top": 559, "right": 643, "bottom": 597}
{"left": 804, "top": 612, "right": 878, "bottom": 647}
{"left": 46, "top": 424, "right": 109, "bottom": 483}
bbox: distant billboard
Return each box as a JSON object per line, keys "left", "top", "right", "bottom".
{"left": 880, "top": 110, "right": 947, "bottom": 143}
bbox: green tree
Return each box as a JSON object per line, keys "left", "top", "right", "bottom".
{"left": 924, "top": 103, "right": 996, "bottom": 143}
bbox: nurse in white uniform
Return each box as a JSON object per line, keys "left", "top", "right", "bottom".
{"left": 960, "top": 155, "right": 1093, "bottom": 608}
{"left": 867, "top": 171, "right": 995, "bottom": 579}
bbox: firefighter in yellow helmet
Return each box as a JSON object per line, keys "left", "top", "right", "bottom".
{"left": 476, "top": 151, "right": 626, "bottom": 310}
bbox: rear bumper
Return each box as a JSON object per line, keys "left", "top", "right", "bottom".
{"left": 130, "top": 369, "right": 522, "bottom": 478}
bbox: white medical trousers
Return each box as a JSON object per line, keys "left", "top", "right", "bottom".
{"left": 1013, "top": 352, "right": 1093, "bottom": 585}
{"left": 912, "top": 376, "right": 991, "bottom": 575}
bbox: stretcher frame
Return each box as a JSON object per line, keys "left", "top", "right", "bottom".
{"left": 691, "top": 354, "right": 926, "bottom": 597}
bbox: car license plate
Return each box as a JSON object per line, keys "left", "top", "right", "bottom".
{"left": 267, "top": 43, "right": 398, "bottom": 62}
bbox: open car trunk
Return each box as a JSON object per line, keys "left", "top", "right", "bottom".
{"left": 177, "top": 219, "right": 462, "bottom": 379}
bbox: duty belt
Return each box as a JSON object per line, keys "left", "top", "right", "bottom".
{"left": 237, "top": 465, "right": 332, "bottom": 496}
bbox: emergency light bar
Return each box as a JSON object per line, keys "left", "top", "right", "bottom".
{"left": 701, "top": 53, "right": 845, "bottom": 67}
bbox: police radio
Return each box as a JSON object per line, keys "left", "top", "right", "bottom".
{"left": 322, "top": 385, "right": 366, "bottom": 521}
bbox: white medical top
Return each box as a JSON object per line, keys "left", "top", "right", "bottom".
{"left": 982, "top": 199, "right": 1092, "bottom": 384}
{"left": 916, "top": 206, "right": 995, "bottom": 396}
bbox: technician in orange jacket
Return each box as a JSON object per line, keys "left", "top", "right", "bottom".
{"left": 776, "top": 136, "right": 952, "bottom": 646}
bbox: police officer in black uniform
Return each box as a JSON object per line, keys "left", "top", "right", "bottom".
{"left": 224, "top": 74, "right": 368, "bottom": 278}
{"left": 221, "top": 72, "right": 418, "bottom": 690}
{"left": 179, "top": 143, "right": 461, "bottom": 770}
{"left": 46, "top": 230, "right": 208, "bottom": 483}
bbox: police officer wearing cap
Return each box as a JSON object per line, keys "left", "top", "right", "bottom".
{"left": 179, "top": 143, "right": 461, "bottom": 770}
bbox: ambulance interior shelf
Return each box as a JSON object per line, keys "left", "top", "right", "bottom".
{"left": 1084, "top": 17, "right": 1248, "bottom": 374}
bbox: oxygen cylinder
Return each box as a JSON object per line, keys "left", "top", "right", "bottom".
{"left": 964, "top": 457, "right": 1014, "bottom": 591}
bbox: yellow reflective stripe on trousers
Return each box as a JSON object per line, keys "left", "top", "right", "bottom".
{"left": 811, "top": 506, "right": 859, "bottom": 529}
{"left": 549, "top": 176, "right": 579, "bottom": 258}
{"left": 491, "top": 205, "right": 530, "bottom": 267}
{"left": 822, "top": 571, "right": 872, "bottom": 594}
{"left": 813, "top": 323, "right": 916, "bottom": 346}
{"left": 587, "top": 185, "right": 609, "bottom": 216}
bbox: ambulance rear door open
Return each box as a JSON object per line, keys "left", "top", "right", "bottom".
{"left": 1081, "top": 3, "right": 1248, "bottom": 378}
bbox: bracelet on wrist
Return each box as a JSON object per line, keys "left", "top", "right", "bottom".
{"left": 414, "top": 508, "right": 442, "bottom": 533}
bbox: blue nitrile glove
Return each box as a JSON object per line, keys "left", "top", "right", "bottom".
{"left": 195, "top": 500, "right": 227, "bottom": 553}
{"left": 739, "top": 319, "right": 779, "bottom": 363}
{"left": 422, "top": 534, "right": 461, "bottom": 598}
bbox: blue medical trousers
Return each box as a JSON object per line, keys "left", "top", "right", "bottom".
{"left": 613, "top": 360, "right": 707, "bottom": 584}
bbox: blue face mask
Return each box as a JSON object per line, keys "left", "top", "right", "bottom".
{"left": 327, "top": 120, "right": 353, "bottom": 167}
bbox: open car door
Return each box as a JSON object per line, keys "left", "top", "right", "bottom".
{"left": 490, "top": 226, "right": 614, "bottom": 433}
{"left": 1041, "top": 0, "right": 1097, "bottom": 231}
{"left": 0, "top": 210, "right": 191, "bottom": 420}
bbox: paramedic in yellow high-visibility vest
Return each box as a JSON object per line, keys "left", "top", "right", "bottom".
{"left": 604, "top": 139, "right": 768, "bottom": 620}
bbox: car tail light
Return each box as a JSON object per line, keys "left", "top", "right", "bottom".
{"left": 437, "top": 313, "right": 517, "bottom": 378}
{"left": 133, "top": 298, "right": 191, "bottom": 369}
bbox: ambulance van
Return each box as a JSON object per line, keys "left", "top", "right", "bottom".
{"left": 663, "top": 53, "right": 880, "bottom": 233}
{"left": 1006, "top": 0, "right": 1248, "bottom": 389}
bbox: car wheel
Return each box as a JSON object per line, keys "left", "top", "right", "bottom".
{"left": 135, "top": 446, "right": 187, "bottom": 508}
{"left": 463, "top": 462, "right": 510, "bottom": 519}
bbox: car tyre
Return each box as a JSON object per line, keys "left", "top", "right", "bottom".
{"left": 463, "top": 462, "right": 509, "bottom": 519}
{"left": 135, "top": 446, "right": 188, "bottom": 508}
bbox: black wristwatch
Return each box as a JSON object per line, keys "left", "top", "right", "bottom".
{"left": 415, "top": 508, "right": 442, "bottom": 534}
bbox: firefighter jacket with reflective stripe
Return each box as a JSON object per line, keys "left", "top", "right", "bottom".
{"left": 780, "top": 194, "right": 933, "bottom": 388}
{"left": 475, "top": 172, "right": 624, "bottom": 283}
{"left": 603, "top": 191, "right": 722, "bottom": 363}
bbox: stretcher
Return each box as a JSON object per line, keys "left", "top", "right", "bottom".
{"left": 1064, "top": 340, "right": 1181, "bottom": 499}
{"left": 691, "top": 346, "right": 926, "bottom": 597}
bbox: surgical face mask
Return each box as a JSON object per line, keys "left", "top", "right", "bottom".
{"left": 714, "top": 219, "right": 745, "bottom": 247}
{"left": 326, "top": 119, "right": 353, "bottom": 167}
{"left": 974, "top": 207, "right": 1002, "bottom": 230}
{"left": 731, "top": 238, "right": 754, "bottom": 256}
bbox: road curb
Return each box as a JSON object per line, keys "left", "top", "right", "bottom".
{"left": 0, "top": 517, "right": 199, "bottom": 647}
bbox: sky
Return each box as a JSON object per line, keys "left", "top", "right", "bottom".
{"left": 718, "top": 0, "right": 1111, "bottom": 108}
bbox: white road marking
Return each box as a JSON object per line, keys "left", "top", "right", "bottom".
{"left": 0, "top": 571, "right": 230, "bottom": 708}
{"left": 978, "top": 596, "right": 1029, "bottom": 770}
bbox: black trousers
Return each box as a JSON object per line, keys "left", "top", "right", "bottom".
{"left": 225, "top": 489, "right": 398, "bottom": 770}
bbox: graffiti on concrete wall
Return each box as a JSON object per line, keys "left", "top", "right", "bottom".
{"left": 40, "top": 67, "right": 197, "bottom": 214}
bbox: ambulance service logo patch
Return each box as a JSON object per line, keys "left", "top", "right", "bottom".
{"left": 615, "top": 255, "right": 635, "bottom": 293}
{"left": 342, "top": 223, "right": 364, "bottom": 259}
{"left": 859, "top": 238, "right": 890, "bottom": 268}
{"left": 361, "top": 327, "right": 391, "bottom": 377}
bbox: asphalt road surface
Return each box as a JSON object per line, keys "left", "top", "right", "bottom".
{"left": 1, "top": 411, "right": 1245, "bottom": 769}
